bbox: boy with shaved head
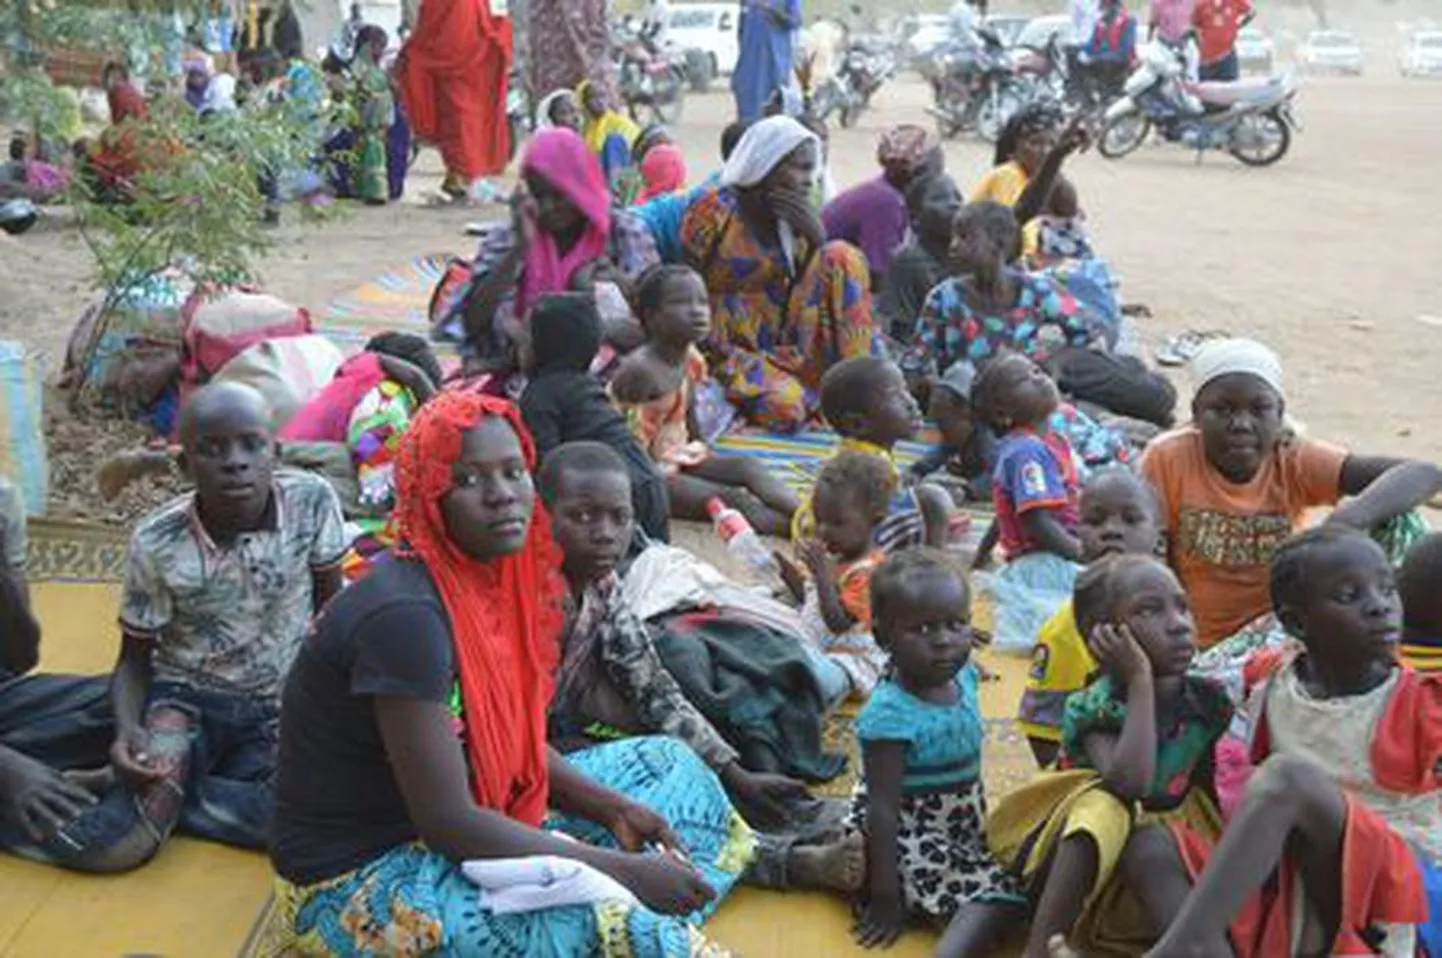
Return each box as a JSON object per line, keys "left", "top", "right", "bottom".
{"left": 109, "top": 382, "right": 346, "bottom": 854}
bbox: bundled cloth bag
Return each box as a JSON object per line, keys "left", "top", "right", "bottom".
{"left": 210, "top": 335, "right": 345, "bottom": 433}
{"left": 178, "top": 286, "right": 312, "bottom": 409}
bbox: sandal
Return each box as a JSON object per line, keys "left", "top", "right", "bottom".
{"left": 1154, "top": 328, "right": 1229, "bottom": 367}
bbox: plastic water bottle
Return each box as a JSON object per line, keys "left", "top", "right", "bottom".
{"left": 705, "top": 497, "right": 779, "bottom": 580}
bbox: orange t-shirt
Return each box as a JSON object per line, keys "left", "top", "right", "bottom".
{"left": 1140, "top": 427, "right": 1347, "bottom": 648}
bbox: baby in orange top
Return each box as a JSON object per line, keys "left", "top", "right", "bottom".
{"left": 778, "top": 451, "right": 893, "bottom": 700}
{"left": 611, "top": 265, "right": 800, "bottom": 536}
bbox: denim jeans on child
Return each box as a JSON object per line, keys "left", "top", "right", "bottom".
{"left": 148, "top": 681, "right": 280, "bottom": 850}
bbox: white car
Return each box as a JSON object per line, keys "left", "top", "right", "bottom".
{"left": 1235, "top": 25, "right": 1275, "bottom": 73}
{"left": 1400, "top": 31, "right": 1442, "bottom": 77}
{"left": 666, "top": 3, "right": 741, "bottom": 76}
{"left": 1296, "top": 29, "right": 1364, "bottom": 75}
{"left": 1014, "top": 14, "right": 1076, "bottom": 52}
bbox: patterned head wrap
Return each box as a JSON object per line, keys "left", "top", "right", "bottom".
{"left": 877, "top": 124, "right": 939, "bottom": 183}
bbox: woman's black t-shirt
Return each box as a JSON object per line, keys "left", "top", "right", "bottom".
{"left": 271, "top": 557, "right": 455, "bottom": 885}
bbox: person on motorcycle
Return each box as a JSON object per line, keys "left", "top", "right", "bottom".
{"left": 1074, "top": 0, "right": 1138, "bottom": 101}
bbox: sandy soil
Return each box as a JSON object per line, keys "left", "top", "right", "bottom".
{"left": 3, "top": 73, "right": 1441, "bottom": 522}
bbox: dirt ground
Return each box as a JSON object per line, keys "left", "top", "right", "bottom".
{"left": 3, "top": 72, "right": 1441, "bottom": 521}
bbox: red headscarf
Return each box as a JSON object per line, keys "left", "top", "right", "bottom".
{"left": 517, "top": 128, "right": 612, "bottom": 318}
{"left": 638, "top": 142, "right": 688, "bottom": 204}
{"left": 393, "top": 391, "right": 565, "bottom": 826}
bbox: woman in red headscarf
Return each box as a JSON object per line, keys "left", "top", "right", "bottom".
{"left": 428, "top": 128, "right": 660, "bottom": 383}
{"left": 266, "top": 392, "right": 753, "bottom": 955}
{"left": 395, "top": 0, "right": 513, "bottom": 199}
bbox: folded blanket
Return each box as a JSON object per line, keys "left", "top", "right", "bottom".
{"left": 651, "top": 610, "right": 846, "bottom": 783}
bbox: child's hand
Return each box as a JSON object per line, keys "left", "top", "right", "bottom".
{"left": 852, "top": 893, "right": 904, "bottom": 949}
{"left": 774, "top": 551, "right": 807, "bottom": 604}
{"left": 1088, "top": 623, "right": 1151, "bottom": 684}
{"left": 109, "top": 727, "right": 162, "bottom": 789}
{"left": 796, "top": 538, "right": 834, "bottom": 580}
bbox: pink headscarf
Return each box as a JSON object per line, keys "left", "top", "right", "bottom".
{"left": 637, "top": 142, "right": 688, "bottom": 204}
{"left": 517, "top": 128, "right": 612, "bottom": 317}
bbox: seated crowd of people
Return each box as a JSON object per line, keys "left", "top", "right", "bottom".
{"left": 2, "top": 83, "right": 1440, "bottom": 958}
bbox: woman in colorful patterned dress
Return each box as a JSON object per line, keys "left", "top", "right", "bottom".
{"left": 267, "top": 392, "right": 752, "bottom": 957}
{"left": 680, "top": 116, "right": 877, "bottom": 432}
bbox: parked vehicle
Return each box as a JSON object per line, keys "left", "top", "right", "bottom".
{"left": 1295, "top": 29, "right": 1364, "bottom": 75}
{"left": 664, "top": 2, "right": 740, "bottom": 78}
{"left": 1098, "top": 40, "right": 1299, "bottom": 167}
{"left": 813, "top": 34, "right": 898, "bottom": 127}
{"left": 926, "top": 27, "right": 1030, "bottom": 142}
{"left": 617, "top": 22, "right": 686, "bottom": 124}
{"left": 1399, "top": 31, "right": 1442, "bottom": 77}
{"left": 983, "top": 13, "right": 1033, "bottom": 47}
{"left": 1235, "top": 25, "right": 1275, "bottom": 73}
{"left": 901, "top": 13, "right": 953, "bottom": 68}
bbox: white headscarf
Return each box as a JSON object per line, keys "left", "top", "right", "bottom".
{"left": 1189, "top": 337, "right": 1285, "bottom": 400}
{"left": 720, "top": 115, "right": 818, "bottom": 189}
{"left": 535, "top": 90, "right": 574, "bottom": 130}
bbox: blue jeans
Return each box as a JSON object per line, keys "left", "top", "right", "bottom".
{"left": 1199, "top": 51, "right": 1240, "bottom": 81}
{"left": 0, "top": 673, "right": 159, "bottom": 871}
{"left": 149, "top": 682, "right": 279, "bottom": 850}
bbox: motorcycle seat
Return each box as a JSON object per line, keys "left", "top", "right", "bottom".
{"left": 1188, "top": 76, "right": 1284, "bottom": 107}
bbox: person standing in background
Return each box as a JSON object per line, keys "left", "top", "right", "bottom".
{"left": 1149, "top": 0, "right": 1196, "bottom": 44}
{"left": 1192, "top": 0, "right": 1252, "bottom": 80}
{"left": 732, "top": 0, "right": 801, "bottom": 122}
{"left": 527, "top": 0, "right": 619, "bottom": 108}
{"left": 396, "top": 0, "right": 515, "bottom": 201}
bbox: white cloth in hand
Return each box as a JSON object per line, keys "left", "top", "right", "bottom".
{"left": 460, "top": 856, "right": 639, "bottom": 915}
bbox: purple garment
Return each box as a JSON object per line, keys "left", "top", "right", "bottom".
{"left": 821, "top": 176, "right": 909, "bottom": 282}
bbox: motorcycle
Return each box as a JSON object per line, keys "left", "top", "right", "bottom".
{"left": 812, "top": 35, "right": 897, "bottom": 128}
{"left": 926, "top": 27, "right": 1029, "bottom": 142}
{"left": 1098, "top": 40, "right": 1299, "bottom": 166}
{"left": 616, "top": 23, "right": 686, "bottom": 125}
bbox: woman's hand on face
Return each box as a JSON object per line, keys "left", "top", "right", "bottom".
{"left": 618, "top": 851, "right": 717, "bottom": 915}
{"left": 1088, "top": 623, "right": 1151, "bottom": 685}
{"left": 509, "top": 183, "right": 539, "bottom": 248}
{"left": 766, "top": 186, "right": 826, "bottom": 248}
{"left": 1056, "top": 113, "right": 1092, "bottom": 158}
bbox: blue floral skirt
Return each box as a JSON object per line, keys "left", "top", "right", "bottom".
{"left": 263, "top": 737, "right": 754, "bottom": 957}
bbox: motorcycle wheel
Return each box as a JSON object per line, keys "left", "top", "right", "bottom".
{"left": 975, "top": 87, "right": 1025, "bottom": 143}
{"left": 1228, "top": 109, "right": 1291, "bottom": 167}
{"left": 1098, "top": 112, "right": 1152, "bottom": 159}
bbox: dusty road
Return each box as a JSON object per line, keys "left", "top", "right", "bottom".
{"left": 4, "top": 73, "right": 1441, "bottom": 464}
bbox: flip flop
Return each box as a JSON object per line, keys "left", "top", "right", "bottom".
{"left": 1154, "top": 328, "right": 1230, "bottom": 367}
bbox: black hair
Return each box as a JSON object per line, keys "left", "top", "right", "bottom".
{"left": 956, "top": 200, "right": 1021, "bottom": 262}
{"left": 993, "top": 100, "right": 1065, "bottom": 167}
{"left": 1269, "top": 525, "right": 1377, "bottom": 626}
{"left": 904, "top": 171, "right": 949, "bottom": 220}
{"left": 720, "top": 120, "right": 751, "bottom": 162}
{"left": 8, "top": 136, "right": 23, "bottom": 162}
{"left": 365, "top": 331, "right": 443, "bottom": 390}
{"left": 870, "top": 547, "right": 968, "bottom": 631}
{"left": 632, "top": 124, "right": 667, "bottom": 164}
{"left": 819, "top": 356, "right": 895, "bottom": 435}
{"left": 632, "top": 264, "right": 699, "bottom": 331}
{"left": 102, "top": 61, "right": 129, "bottom": 83}
{"left": 1080, "top": 467, "right": 1158, "bottom": 518}
{"left": 528, "top": 292, "right": 601, "bottom": 373}
{"left": 814, "top": 450, "right": 895, "bottom": 522}
{"left": 969, "top": 351, "right": 1023, "bottom": 430}
{"left": 355, "top": 24, "right": 388, "bottom": 54}
{"left": 1073, "top": 553, "right": 1163, "bottom": 638}
{"left": 1399, "top": 532, "right": 1442, "bottom": 636}
{"left": 537, "top": 441, "right": 629, "bottom": 506}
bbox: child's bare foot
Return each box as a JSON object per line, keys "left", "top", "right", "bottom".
{"left": 789, "top": 831, "right": 865, "bottom": 894}
{"left": 62, "top": 766, "right": 115, "bottom": 795}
